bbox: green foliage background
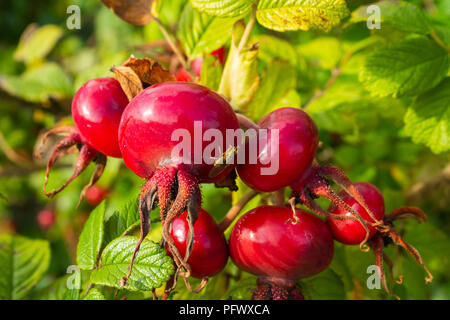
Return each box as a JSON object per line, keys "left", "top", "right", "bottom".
{"left": 0, "top": 0, "right": 449, "bottom": 300}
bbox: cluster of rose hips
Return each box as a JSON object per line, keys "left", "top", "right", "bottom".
{"left": 39, "top": 55, "right": 432, "bottom": 300}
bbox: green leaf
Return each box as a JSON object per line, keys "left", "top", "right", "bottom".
{"left": 248, "top": 59, "right": 297, "bottom": 120}
{"left": 218, "top": 21, "right": 260, "bottom": 111}
{"left": 190, "top": 0, "right": 252, "bottom": 18}
{"left": 297, "top": 37, "right": 345, "bottom": 70}
{"left": 350, "top": 1, "right": 431, "bottom": 35}
{"left": 253, "top": 34, "right": 299, "bottom": 66}
{"left": 360, "top": 37, "right": 449, "bottom": 98}
{"left": 299, "top": 268, "right": 346, "bottom": 299}
{"left": 0, "top": 62, "right": 74, "bottom": 104}
{"left": 104, "top": 195, "right": 140, "bottom": 244}
{"left": 404, "top": 77, "right": 450, "bottom": 154}
{"left": 76, "top": 201, "right": 106, "bottom": 270}
{"left": 256, "top": 0, "right": 350, "bottom": 32}
{"left": 90, "top": 236, "right": 174, "bottom": 291}
{"left": 199, "top": 54, "right": 224, "bottom": 91}
{"left": 0, "top": 235, "right": 51, "bottom": 300}
{"left": 14, "top": 24, "right": 63, "bottom": 65}
{"left": 178, "top": 3, "right": 238, "bottom": 59}
{"left": 83, "top": 288, "right": 105, "bottom": 300}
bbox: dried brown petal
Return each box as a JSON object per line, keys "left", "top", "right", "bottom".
{"left": 101, "top": 0, "right": 154, "bottom": 26}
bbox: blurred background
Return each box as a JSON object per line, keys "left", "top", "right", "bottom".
{"left": 0, "top": 0, "right": 449, "bottom": 300}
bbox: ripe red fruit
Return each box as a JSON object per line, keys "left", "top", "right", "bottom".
{"left": 229, "top": 206, "right": 333, "bottom": 299}
{"left": 85, "top": 185, "right": 109, "bottom": 206}
{"left": 237, "top": 107, "right": 318, "bottom": 192}
{"left": 40, "top": 77, "right": 128, "bottom": 201}
{"left": 37, "top": 209, "right": 56, "bottom": 230}
{"left": 327, "top": 182, "right": 385, "bottom": 244}
{"left": 118, "top": 82, "right": 239, "bottom": 282}
{"left": 169, "top": 208, "right": 228, "bottom": 278}
{"left": 72, "top": 77, "right": 129, "bottom": 158}
{"left": 326, "top": 182, "right": 433, "bottom": 299}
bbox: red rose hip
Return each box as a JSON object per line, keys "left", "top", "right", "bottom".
{"left": 169, "top": 208, "right": 228, "bottom": 278}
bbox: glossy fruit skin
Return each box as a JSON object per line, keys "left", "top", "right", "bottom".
{"left": 85, "top": 185, "right": 108, "bottom": 206}
{"left": 169, "top": 208, "right": 228, "bottom": 278}
{"left": 237, "top": 107, "right": 318, "bottom": 192}
{"left": 327, "top": 182, "right": 385, "bottom": 245}
{"left": 37, "top": 209, "right": 56, "bottom": 230}
{"left": 229, "top": 206, "right": 334, "bottom": 281}
{"left": 72, "top": 78, "right": 129, "bottom": 158}
{"left": 119, "top": 82, "right": 239, "bottom": 181}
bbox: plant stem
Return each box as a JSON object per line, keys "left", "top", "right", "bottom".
{"left": 237, "top": 6, "right": 257, "bottom": 53}
{"left": 430, "top": 30, "right": 450, "bottom": 53}
{"left": 219, "top": 190, "right": 259, "bottom": 232}
{"left": 236, "top": 113, "right": 260, "bottom": 130}
{"left": 154, "top": 17, "right": 187, "bottom": 68}
{"left": 303, "top": 50, "right": 353, "bottom": 109}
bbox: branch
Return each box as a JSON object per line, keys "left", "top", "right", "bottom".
{"left": 219, "top": 190, "right": 259, "bottom": 232}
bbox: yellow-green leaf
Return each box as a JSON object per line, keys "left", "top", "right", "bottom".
{"left": 256, "top": 0, "right": 350, "bottom": 32}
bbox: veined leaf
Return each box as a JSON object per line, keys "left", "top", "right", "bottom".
{"left": 190, "top": 0, "right": 252, "bottom": 18}
{"left": 83, "top": 288, "right": 105, "bottom": 300}
{"left": 0, "top": 235, "right": 51, "bottom": 300}
{"left": 360, "top": 37, "right": 449, "bottom": 97}
{"left": 256, "top": 0, "right": 350, "bottom": 32}
{"left": 14, "top": 24, "right": 63, "bottom": 65}
{"left": 218, "top": 21, "right": 260, "bottom": 111}
{"left": 90, "top": 236, "right": 174, "bottom": 291}
{"left": 404, "top": 78, "right": 450, "bottom": 154}
{"left": 178, "top": 3, "right": 238, "bottom": 59}
{"left": 76, "top": 201, "right": 106, "bottom": 270}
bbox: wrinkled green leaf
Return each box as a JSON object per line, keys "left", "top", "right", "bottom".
{"left": 256, "top": 0, "right": 350, "bottom": 32}
{"left": 90, "top": 236, "right": 174, "bottom": 291}
{"left": 360, "top": 37, "right": 449, "bottom": 97}
{"left": 190, "top": 0, "right": 252, "bottom": 18}
{"left": 178, "top": 3, "right": 238, "bottom": 59}
{"left": 218, "top": 21, "right": 260, "bottom": 111}
{"left": 404, "top": 77, "right": 450, "bottom": 154}
{"left": 76, "top": 201, "right": 106, "bottom": 270}
{"left": 14, "top": 24, "right": 63, "bottom": 65}
{"left": 0, "top": 62, "right": 73, "bottom": 104}
{"left": 248, "top": 59, "right": 297, "bottom": 120}
{"left": 83, "top": 288, "right": 105, "bottom": 300}
{"left": 0, "top": 235, "right": 51, "bottom": 300}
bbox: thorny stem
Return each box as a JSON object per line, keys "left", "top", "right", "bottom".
{"left": 154, "top": 17, "right": 188, "bottom": 68}
{"left": 219, "top": 190, "right": 259, "bottom": 232}
{"left": 237, "top": 6, "right": 257, "bottom": 53}
{"left": 0, "top": 130, "right": 32, "bottom": 166}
